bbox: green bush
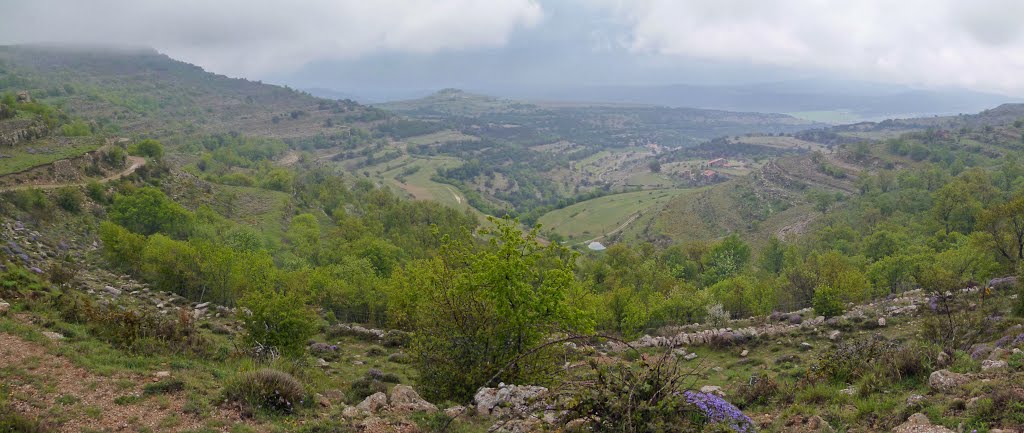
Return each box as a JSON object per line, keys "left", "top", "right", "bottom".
{"left": 129, "top": 139, "right": 164, "bottom": 159}
{"left": 224, "top": 369, "right": 306, "bottom": 415}
{"left": 143, "top": 379, "right": 185, "bottom": 396}
{"left": 54, "top": 187, "right": 83, "bottom": 213}
{"left": 240, "top": 288, "right": 318, "bottom": 358}
{"left": 60, "top": 120, "right": 92, "bottom": 136}
{"left": 812, "top": 284, "right": 844, "bottom": 318}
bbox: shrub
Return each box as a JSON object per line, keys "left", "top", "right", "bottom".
{"left": 129, "top": 139, "right": 164, "bottom": 159}
{"left": 53, "top": 292, "right": 207, "bottom": 354}
{"left": 54, "top": 187, "right": 83, "bottom": 213}
{"left": 563, "top": 356, "right": 751, "bottom": 433}
{"left": 734, "top": 376, "right": 780, "bottom": 408}
{"left": 705, "top": 303, "right": 730, "bottom": 327}
{"left": 224, "top": 369, "right": 306, "bottom": 415}
{"left": 812, "top": 284, "right": 844, "bottom": 318}
{"left": 346, "top": 373, "right": 387, "bottom": 404}
{"left": 60, "top": 120, "right": 91, "bottom": 136}
{"left": 240, "top": 288, "right": 318, "bottom": 358}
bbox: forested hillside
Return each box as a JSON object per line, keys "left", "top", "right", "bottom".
{"left": 0, "top": 46, "right": 1022, "bottom": 433}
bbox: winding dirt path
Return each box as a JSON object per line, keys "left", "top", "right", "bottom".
{"left": 0, "top": 156, "right": 145, "bottom": 192}
{"left": 579, "top": 211, "right": 641, "bottom": 246}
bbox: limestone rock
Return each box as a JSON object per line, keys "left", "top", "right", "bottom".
{"left": 878, "top": 317, "right": 887, "bottom": 327}
{"left": 981, "top": 359, "right": 1007, "bottom": 371}
{"left": 154, "top": 371, "right": 171, "bottom": 379}
{"left": 389, "top": 384, "right": 437, "bottom": 413}
{"left": 474, "top": 384, "right": 547, "bottom": 418}
{"left": 740, "top": 349, "right": 749, "bottom": 357}
{"left": 444, "top": 405, "right": 467, "bottom": 419}
{"left": 906, "top": 394, "right": 925, "bottom": 407}
{"left": 342, "top": 405, "right": 366, "bottom": 418}
{"left": 700, "top": 385, "right": 725, "bottom": 396}
{"left": 828, "top": 330, "right": 841, "bottom": 341}
{"left": 927, "top": 370, "right": 968, "bottom": 393}
{"left": 893, "top": 413, "right": 954, "bottom": 433}
{"left": 0, "top": 301, "right": 9, "bottom": 316}
{"left": 42, "top": 331, "right": 64, "bottom": 341}
{"left": 684, "top": 352, "right": 698, "bottom": 361}
{"left": 356, "top": 392, "right": 389, "bottom": 414}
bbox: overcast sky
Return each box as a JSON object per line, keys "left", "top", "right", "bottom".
{"left": 3, "top": 0, "right": 1024, "bottom": 98}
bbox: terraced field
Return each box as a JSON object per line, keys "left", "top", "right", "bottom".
{"left": 537, "top": 188, "right": 693, "bottom": 243}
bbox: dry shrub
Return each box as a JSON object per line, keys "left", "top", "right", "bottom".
{"left": 224, "top": 369, "right": 306, "bottom": 415}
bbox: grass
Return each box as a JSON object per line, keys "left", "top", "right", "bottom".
{"left": 0, "top": 138, "right": 103, "bottom": 176}
{"left": 402, "top": 130, "right": 478, "bottom": 146}
{"left": 537, "top": 188, "right": 692, "bottom": 243}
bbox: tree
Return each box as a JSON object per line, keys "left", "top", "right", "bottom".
{"left": 978, "top": 196, "right": 1024, "bottom": 268}
{"left": 129, "top": 139, "right": 165, "bottom": 160}
{"left": 648, "top": 161, "right": 662, "bottom": 173}
{"left": 286, "top": 213, "right": 321, "bottom": 263}
{"left": 109, "top": 187, "right": 193, "bottom": 237}
{"left": 408, "top": 218, "right": 593, "bottom": 401}
{"left": 701, "top": 234, "right": 751, "bottom": 286}
{"left": 759, "top": 237, "right": 786, "bottom": 275}
{"left": 240, "top": 287, "right": 318, "bottom": 357}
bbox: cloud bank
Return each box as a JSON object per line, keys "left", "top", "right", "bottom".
{"left": 0, "top": 0, "right": 543, "bottom": 76}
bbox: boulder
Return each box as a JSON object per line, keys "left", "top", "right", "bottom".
{"left": 927, "top": 370, "right": 968, "bottom": 393}
{"left": 356, "top": 392, "right": 389, "bottom": 414}
{"left": 740, "top": 349, "right": 749, "bottom": 357}
{"left": 684, "top": 352, "right": 698, "bottom": 361}
{"left": 981, "top": 360, "right": 1008, "bottom": 371}
{"left": 936, "top": 351, "right": 951, "bottom": 366}
{"left": 828, "top": 330, "right": 841, "bottom": 341}
{"left": 0, "top": 301, "right": 9, "bottom": 316}
{"left": 154, "top": 371, "right": 171, "bottom": 379}
{"left": 906, "top": 394, "right": 925, "bottom": 407}
{"left": 389, "top": 384, "right": 437, "bottom": 413}
{"left": 341, "top": 405, "right": 366, "bottom": 418}
{"left": 893, "top": 413, "right": 954, "bottom": 433}
{"left": 474, "top": 384, "right": 547, "bottom": 418}
{"left": 103, "top": 285, "right": 122, "bottom": 296}
{"left": 315, "top": 393, "right": 332, "bottom": 408}
{"left": 878, "top": 317, "right": 887, "bottom": 327}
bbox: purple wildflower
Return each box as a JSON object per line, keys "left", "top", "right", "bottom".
{"left": 1013, "top": 333, "right": 1024, "bottom": 348}
{"left": 683, "top": 391, "right": 755, "bottom": 433}
{"left": 994, "top": 335, "right": 1012, "bottom": 348}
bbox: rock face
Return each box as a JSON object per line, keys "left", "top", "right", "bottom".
{"left": 893, "top": 413, "right": 955, "bottom": 433}
{"left": 0, "top": 118, "right": 48, "bottom": 147}
{"left": 927, "top": 370, "right": 968, "bottom": 393}
{"left": 474, "top": 384, "right": 548, "bottom": 418}
{"left": 389, "top": 384, "right": 437, "bottom": 413}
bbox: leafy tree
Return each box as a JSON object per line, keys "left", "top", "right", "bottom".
{"left": 408, "top": 218, "right": 593, "bottom": 401}
{"left": 759, "top": 237, "right": 786, "bottom": 275}
{"left": 701, "top": 234, "right": 751, "bottom": 286}
{"left": 129, "top": 139, "right": 165, "bottom": 159}
{"left": 240, "top": 287, "right": 318, "bottom": 357}
{"left": 109, "top": 187, "right": 193, "bottom": 237}
{"left": 812, "top": 284, "right": 844, "bottom": 317}
{"left": 978, "top": 195, "right": 1024, "bottom": 268}
{"left": 286, "top": 213, "right": 321, "bottom": 263}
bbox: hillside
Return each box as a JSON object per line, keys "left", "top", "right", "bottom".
{"left": 0, "top": 46, "right": 1023, "bottom": 433}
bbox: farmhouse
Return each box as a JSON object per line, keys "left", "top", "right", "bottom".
{"left": 707, "top": 158, "right": 728, "bottom": 167}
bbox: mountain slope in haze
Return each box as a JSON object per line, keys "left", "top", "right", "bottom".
{"left": 513, "top": 79, "right": 1020, "bottom": 122}
{"left": 0, "top": 45, "right": 388, "bottom": 139}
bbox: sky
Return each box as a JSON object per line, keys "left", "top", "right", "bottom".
{"left": 3, "top": 0, "right": 1024, "bottom": 99}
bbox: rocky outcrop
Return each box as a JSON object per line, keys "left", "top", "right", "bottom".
{"left": 0, "top": 118, "right": 48, "bottom": 147}
{"left": 389, "top": 385, "right": 437, "bottom": 413}
{"left": 893, "top": 413, "right": 954, "bottom": 433}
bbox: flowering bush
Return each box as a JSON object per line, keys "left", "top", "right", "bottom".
{"left": 683, "top": 391, "right": 755, "bottom": 433}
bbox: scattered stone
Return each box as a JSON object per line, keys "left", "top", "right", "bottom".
{"left": 389, "top": 384, "right": 437, "bottom": 413}
{"left": 800, "top": 342, "right": 813, "bottom": 350}
{"left": 195, "top": 302, "right": 211, "bottom": 309}
{"left": 103, "top": 285, "right": 122, "bottom": 296}
{"left": 981, "top": 360, "right": 1007, "bottom": 371}
{"left": 355, "top": 392, "right": 389, "bottom": 414}
{"left": 154, "top": 371, "right": 171, "bottom": 379}
{"left": 42, "top": 331, "right": 64, "bottom": 341}
{"left": 928, "top": 370, "right": 968, "bottom": 393}
{"left": 988, "top": 347, "right": 1008, "bottom": 360}
{"left": 838, "top": 387, "right": 855, "bottom": 396}
{"left": 740, "top": 349, "right": 749, "bottom": 357}
{"left": 684, "top": 353, "right": 698, "bottom": 361}
{"left": 828, "top": 330, "right": 841, "bottom": 341}
{"left": 807, "top": 415, "right": 835, "bottom": 433}
{"left": 0, "top": 302, "right": 9, "bottom": 316}
{"left": 893, "top": 413, "right": 954, "bottom": 433}
{"left": 316, "top": 358, "right": 330, "bottom": 368}
{"left": 877, "top": 317, "right": 887, "bottom": 327}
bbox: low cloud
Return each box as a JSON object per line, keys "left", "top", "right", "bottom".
{"left": 605, "top": 0, "right": 1024, "bottom": 94}
{"left": 0, "top": 0, "right": 543, "bottom": 76}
